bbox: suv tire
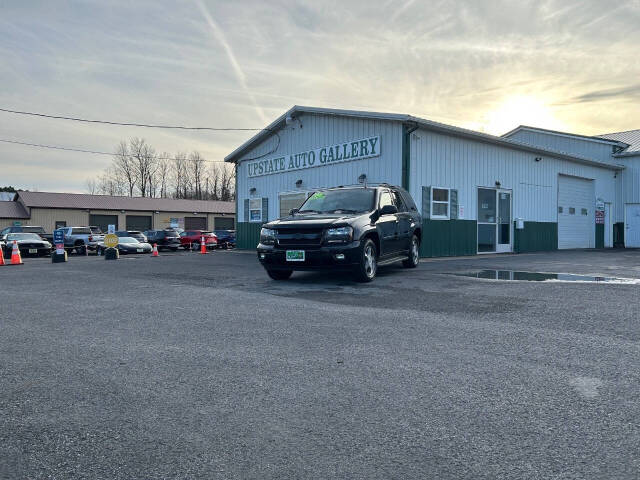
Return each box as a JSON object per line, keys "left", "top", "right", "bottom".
{"left": 354, "top": 238, "right": 377, "bottom": 282}
{"left": 403, "top": 235, "right": 420, "bottom": 268}
{"left": 266, "top": 269, "right": 293, "bottom": 280}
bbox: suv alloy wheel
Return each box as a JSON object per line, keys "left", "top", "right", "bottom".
{"left": 354, "top": 238, "right": 377, "bottom": 282}
{"left": 403, "top": 234, "right": 420, "bottom": 268}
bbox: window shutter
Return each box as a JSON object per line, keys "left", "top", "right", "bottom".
{"left": 450, "top": 189, "right": 458, "bottom": 220}
{"left": 261, "top": 197, "right": 269, "bottom": 223}
{"left": 244, "top": 199, "right": 249, "bottom": 222}
{"left": 422, "top": 186, "right": 431, "bottom": 219}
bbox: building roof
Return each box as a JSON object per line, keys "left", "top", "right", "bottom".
{"left": 502, "top": 125, "right": 629, "bottom": 147}
{"left": 224, "top": 106, "right": 622, "bottom": 171}
{"left": 597, "top": 129, "right": 640, "bottom": 155}
{"left": 0, "top": 192, "right": 16, "bottom": 201}
{"left": 16, "top": 191, "right": 235, "bottom": 214}
{"left": 0, "top": 201, "right": 29, "bottom": 219}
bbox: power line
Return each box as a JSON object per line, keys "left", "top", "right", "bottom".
{"left": 0, "top": 138, "right": 227, "bottom": 163}
{"left": 0, "top": 106, "right": 269, "bottom": 131}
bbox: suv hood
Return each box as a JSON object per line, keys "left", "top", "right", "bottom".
{"left": 267, "top": 213, "right": 360, "bottom": 229}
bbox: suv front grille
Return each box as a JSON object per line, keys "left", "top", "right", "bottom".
{"left": 276, "top": 229, "right": 323, "bottom": 249}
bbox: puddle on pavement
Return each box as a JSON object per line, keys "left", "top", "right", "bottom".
{"left": 453, "top": 270, "right": 638, "bottom": 284}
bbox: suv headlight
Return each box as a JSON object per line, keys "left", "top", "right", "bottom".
{"left": 324, "top": 226, "right": 353, "bottom": 244}
{"left": 260, "top": 227, "right": 277, "bottom": 245}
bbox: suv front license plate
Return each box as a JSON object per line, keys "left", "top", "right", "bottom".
{"left": 29, "top": 248, "right": 38, "bottom": 254}
{"left": 286, "top": 250, "right": 305, "bottom": 262}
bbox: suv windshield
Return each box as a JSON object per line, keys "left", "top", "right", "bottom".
{"left": 72, "top": 228, "right": 92, "bottom": 235}
{"left": 22, "top": 226, "right": 44, "bottom": 233}
{"left": 299, "top": 189, "right": 375, "bottom": 214}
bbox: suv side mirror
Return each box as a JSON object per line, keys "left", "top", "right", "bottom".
{"left": 289, "top": 208, "right": 299, "bottom": 216}
{"left": 379, "top": 204, "right": 398, "bottom": 215}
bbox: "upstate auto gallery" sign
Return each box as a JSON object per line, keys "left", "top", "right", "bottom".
{"left": 246, "top": 136, "right": 381, "bottom": 178}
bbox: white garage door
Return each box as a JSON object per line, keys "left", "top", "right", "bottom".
{"left": 558, "top": 175, "right": 594, "bottom": 249}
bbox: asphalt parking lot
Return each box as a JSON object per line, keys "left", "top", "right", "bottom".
{"left": 2, "top": 249, "right": 640, "bottom": 479}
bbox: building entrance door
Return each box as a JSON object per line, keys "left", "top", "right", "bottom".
{"left": 477, "top": 188, "right": 512, "bottom": 254}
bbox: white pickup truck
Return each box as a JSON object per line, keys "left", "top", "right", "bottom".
{"left": 59, "top": 226, "right": 105, "bottom": 254}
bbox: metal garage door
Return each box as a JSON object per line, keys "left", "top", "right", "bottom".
{"left": 89, "top": 214, "right": 118, "bottom": 232}
{"left": 214, "top": 217, "right": 235, "bottom": 230}
{"left": 126, "top": 215, "right": 152, "bottom": 231}
{"left": 184, "top": 217, "right": 207, "bottom": 230}
{"left": 558, "top": 175, "right": 594, "bottom": 249}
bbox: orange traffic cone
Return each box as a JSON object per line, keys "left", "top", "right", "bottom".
{"left": 9, "top": 240, "right": 23, "bottom": 265}
{"left": 0, "top": 247, "right": 5, "bottom": 266}
{"left": 200, "top": 236, "right": 207, "bottom": 254}
{"left": 152, "top": 243, "right": 159, "bottom": 257}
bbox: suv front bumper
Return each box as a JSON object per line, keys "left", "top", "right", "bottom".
{"left": 257, "top": 241, "right": 361, "bottom": 271}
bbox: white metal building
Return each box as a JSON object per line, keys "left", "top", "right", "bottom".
{"left": 226, "top": 106, "right": 632, "bottom": 256}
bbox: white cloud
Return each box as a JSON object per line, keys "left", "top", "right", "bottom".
{"left": 0, "top": 0, "right": 639, "bottom": 191}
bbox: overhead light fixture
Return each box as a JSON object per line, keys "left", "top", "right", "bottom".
{"left": 358, "top": 174, "right": 367, "bottom": 184}
{"left": 249, "top": 187, "right": 257, "bottom": 195}
{"left": 495, "top": 181, "right": 501, "bottom": 187}
{"left": 534, "top": 157, "right": 542, "bottom": 162}
{"left": 295, "top": 179, "right": 303, "bottom": 188}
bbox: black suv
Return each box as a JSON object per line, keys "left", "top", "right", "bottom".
{"left": 257, "top": 184, "right": 421, "bottom": 282}
{"left": 144, "top": 229, "right": 181, "bottom": 251}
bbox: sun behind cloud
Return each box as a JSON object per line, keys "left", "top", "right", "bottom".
{"left": 482, "top": 95, "right": 567, "bottom": 135}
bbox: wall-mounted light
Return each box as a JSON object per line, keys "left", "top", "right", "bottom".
{"left": 249, "top": 187, "right": 257, "bottom": 195}
{"left": 193, "top": 212, "right": 198, "bottom": 215}
{"left": 121, "top": 210, "right": 126, "bottom": 213}
{"left": 358, "top": 174, "right": 367, "bottom": 184}
{"left": 495, "top": 181, "right": 501, "bottom": 187}
{"left": 534, "top": 157, "right": 542, "bottom": 162}
{"left": 154, "top": 211, "right": 160, "bottom": 214}
{"left": 295, "top": 179, "right": 303, "bottom": 188}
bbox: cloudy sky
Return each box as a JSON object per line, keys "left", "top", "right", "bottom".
{"left": 1, "top": 0, "right": 639, "bottom": 192}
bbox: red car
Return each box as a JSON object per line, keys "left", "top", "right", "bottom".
{"left": 179, "top": 230, "right": 218, "bottom": 250}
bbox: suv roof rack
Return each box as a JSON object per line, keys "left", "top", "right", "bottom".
{"left": 329, "top": 182, "right": 394, "bottom": 189}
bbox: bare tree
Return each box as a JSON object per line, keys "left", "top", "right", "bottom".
{"left": 128, "top": 138, "right": 156, "bottom": 197}
{"left": 171, "top": 153, "right": 188, "bottom": 198}
{"left": 188, "top": 151, "right": 206, "bottom": 200}
{"left": 155, "top": 156, "right": 171, "bottom": 198}
{"left": 113, "top": 141, "right": 137, "bottom": 196}
{"left": 220, "top": 164, "right": 235, "bottom": 201}
{"left": 85, "top": 178, "right": 98, "bottom": 194}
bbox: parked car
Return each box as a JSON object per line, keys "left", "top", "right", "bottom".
{"left": 144, "top": 229, "right": 181, "bottom": 251}
{"left": 115, "top": 230, "right": 147, "bottom": 243}
{"left": 0, "top": 225, "right": 53, "bottom": 244}
{"left": 213, "top": 230, "right": 236, "bottom": 249}
{"left": 257, "top": 184, "right": 421, "bottom": 282}
{"left": 1, "top": 233, "right": 52, "bottom": 258}
{"left": 96, "top": 236, "right": 152, "bottom": 255}
{"left": 59, "top": 226, "right": 100, "bottom": 254}
{"left": 179, "top": 230, "right": 218, "bottom": 250}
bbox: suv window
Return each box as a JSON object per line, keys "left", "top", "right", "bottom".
{"left": 71, "top": 227, "right": 91, "bottom": 235}
{"left": 379, "top": 191, "right": 393, "bottom": 209}
{"left": 391, "top": 190, "right": 406, "bottom": 211}
{"left": 398, "top": 188, "right": 418, "bottom": 212}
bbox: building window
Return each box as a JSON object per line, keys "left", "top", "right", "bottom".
{"left": 558, "top": 206, "right": 563, "bottom": 214}
{"left": 431, "top": 188, "right": 450, "bottom": 219}
{"left": 581, "top": 208, "right": 588, "bottom": 216}
{"left": 569, "top": 207, "right": 576, "bottom": 215}
{"left": 55, "top": 221, "right": 67, "bottom": 229}
{"left": 249, "top": 198, "right": 262, "bottom": 222}
{"left": 279, "top": 192, "right": 309, "bottom": 218}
